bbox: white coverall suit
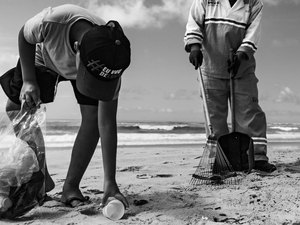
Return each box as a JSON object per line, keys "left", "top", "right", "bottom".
{"left": 184, "top": 0, "right": 268, "bottom": 161}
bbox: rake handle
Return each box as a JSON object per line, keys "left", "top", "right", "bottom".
{"left": 229, "top": 49, "right": 236, "bottom": 132}
{"left": 197, "top": 68, "right": 213, "bottom": 136}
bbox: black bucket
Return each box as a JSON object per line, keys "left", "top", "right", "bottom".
{"left": 217, "top": 131, "right": 254, "bottom": 172}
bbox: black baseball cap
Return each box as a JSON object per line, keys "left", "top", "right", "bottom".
{"left": 76, "top": 20, "right": 131, "bottom": 101}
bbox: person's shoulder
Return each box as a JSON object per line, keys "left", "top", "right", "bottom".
{"left": 52, "top": 4, "right": 98, "bottom": 16}
{"left": 52, "top": 4, "right": 88, "bottom": 12}
{"left": 42, "top": 4, "right": 89, "bottom": 21}
{"left": 45, "top": 4, "right": 103, "bottom": 24}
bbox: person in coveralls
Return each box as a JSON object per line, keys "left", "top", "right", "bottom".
{"left": 184, "top": 0, "right": 276, "bottom": 172}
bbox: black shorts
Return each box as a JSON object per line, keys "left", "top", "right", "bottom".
{"left": 0, "top": 60, "right": 98, "bottom": 106}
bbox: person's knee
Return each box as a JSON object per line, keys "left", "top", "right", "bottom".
{"left": 80, "top": 105, "right": 99, "bottom": 130}
{"left": 80, "top": 105, "right": 98, "bottom": 120}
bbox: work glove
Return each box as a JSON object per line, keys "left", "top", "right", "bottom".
{"left": 228, "top": 51, "right": 248, "bottom": 76}
{"left": 189, "top": 45, "right": 203, "bottom": 70}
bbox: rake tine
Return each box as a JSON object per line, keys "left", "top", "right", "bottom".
{"left": 189, "top": 68, "right": 240, "bottom": 186}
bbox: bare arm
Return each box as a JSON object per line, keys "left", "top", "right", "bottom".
{"left": 98, "top": 99, "right": 129, "bottom": 208}
{"left": 18, "top": 26, "right": 40, "bottom": 106}
{"left": 98, "top": 99, "right": 118, "bottom": 181}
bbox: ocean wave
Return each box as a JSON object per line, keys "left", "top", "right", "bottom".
{"left": 42, "top": 133, "right": 207, "bottom": 147}
{"left": 267, "top": 132, "right": 300, "bottom": 141}
{"left": 269, "top": 126, "right": 299, "bottom": 132}
{"left": 1, "top": 131, "right": 300, "bottom": 150}
{"left": 42, "top": 121, "right": 300, "bottom": 135}
{"left": 1, "top": 121, "right": 300, "bottom": 150}
{"left": 117, "top": 123, "right": 204, "bottom": 133}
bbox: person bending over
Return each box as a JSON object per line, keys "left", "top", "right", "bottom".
{"left": 0, "top": 4, "right": 131, "bottom": 207}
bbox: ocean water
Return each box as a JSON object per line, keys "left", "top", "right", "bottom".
{"left": 1, "top": 120, "right": 300, "bottom": 149}
{"left": 46, "top": 121, "right": 300, "bottom": 147}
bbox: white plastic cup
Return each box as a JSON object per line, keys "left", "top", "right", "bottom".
{"left": 0, "top": 196, "right": 13, "bottom": 212}
{"left": 102, "top": 199, "right": 125, "bottom": 221}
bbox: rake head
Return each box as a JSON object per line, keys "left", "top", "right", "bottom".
{"left": 190, "top": 138, "right": 240, "bottom": 185}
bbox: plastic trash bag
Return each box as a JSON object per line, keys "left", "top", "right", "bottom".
{"left": 0, "top": 106, "right": 46, "bottom": 219}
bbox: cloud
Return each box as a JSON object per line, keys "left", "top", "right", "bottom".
{"left": 83, "top": 0, "right": 300, "bottom": 28}
{"left": 119, "top": 105, "right": 173, "bottom": 113}
{"left": 275, "top": 87, "right": 300, "bottom": 105}
{"left": 158, "top": 108, "right": 173, "bottom": 113}
{"left": 165, "top": 89, "right": 198, "bottom": 100}
{"left": 263, "top": 0, "right": 300, "bottom": 6}
{"left": 84, "top": 0, "right": 193, "bottom": 28}
{"left": 120, "top": 87, "right": 153, "bottom": 100}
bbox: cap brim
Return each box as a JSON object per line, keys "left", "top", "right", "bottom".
{"left": 76, "top": 60, "right": 121, "bottom": 101}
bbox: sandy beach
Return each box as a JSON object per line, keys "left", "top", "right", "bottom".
{"left": 1, "top": 141, "right": 300, "bottom": 225}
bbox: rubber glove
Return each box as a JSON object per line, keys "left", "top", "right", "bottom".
{"left": 189, "top": 44, "right": 203, "bottom": 70}
{"left": 228, "top": 51, "right": 248, "bottom": 76}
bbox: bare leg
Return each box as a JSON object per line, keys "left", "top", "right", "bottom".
{"left": 61, "top": 104, "right": 99, "bottom": 206}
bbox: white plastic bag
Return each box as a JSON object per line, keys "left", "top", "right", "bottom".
{"left": 0, "top": 106, "right": 46, "bottom": 219}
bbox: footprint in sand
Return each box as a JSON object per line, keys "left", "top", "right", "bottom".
{"left": 79, "top": 207, "right": 99, "bottom": 216}
{"left": 86, "top": 189, "right": 104, "bottom": 194}
{"left": 118, "top": 166, "right": 143, "bottom": 172}
{"left": 154, "top": 174, "right": 173, "bottom": 178}
{"left": 136, "top": 174, "right": 174, "bottom": 179}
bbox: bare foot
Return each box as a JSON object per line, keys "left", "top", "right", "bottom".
{"left": 61, "top": 188, "right": 89, "bottom": 207}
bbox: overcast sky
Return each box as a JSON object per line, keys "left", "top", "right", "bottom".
{"left": 0, "top": 0, "right": 300, "bottom": 123}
